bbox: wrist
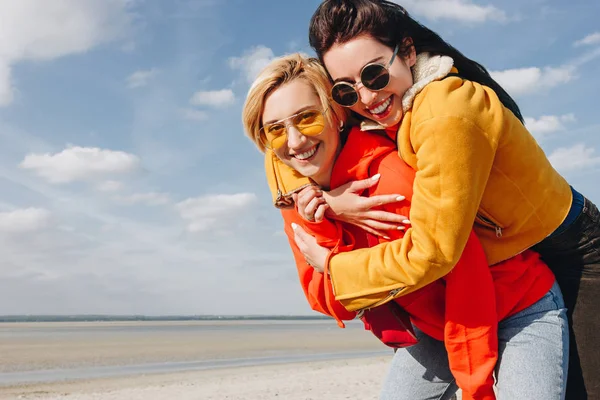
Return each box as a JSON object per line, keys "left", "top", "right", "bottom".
{"left": 322, "top": 191, "right": 343, "bottom": 220}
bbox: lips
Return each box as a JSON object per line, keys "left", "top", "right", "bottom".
{"left": 368, "top": 97, "right": 392, "bottom": 115}
{"left": 292, "top": 144, "right": 319, "bottom": 160}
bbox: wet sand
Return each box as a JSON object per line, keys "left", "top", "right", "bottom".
{"left": 0, "top": 357, "right": 391, "bottom": 400}
{"left": 0, "top": 320, "right": 392, "bottom": 399}
{"left": 0, "top": 320, "right": 383, "bottom": 372}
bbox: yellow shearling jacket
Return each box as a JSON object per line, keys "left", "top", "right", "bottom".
{"left": 265, "top": 53, "right": 572, "bottom": 312}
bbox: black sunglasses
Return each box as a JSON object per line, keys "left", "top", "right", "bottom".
{"left": 331, "top": 44, "right": 400, "bottom": 107}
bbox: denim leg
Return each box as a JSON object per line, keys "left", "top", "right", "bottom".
{"left": 380, "top": 328, "right": 458, "bottom": 400}
{"left": 495, "top": 282, "right": 569, "bottom": 400}
{"left": 533, "top": 197, "right": 600, "bottom": 399}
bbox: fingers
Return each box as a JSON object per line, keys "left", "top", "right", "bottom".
{"left": 291, "top": 223, "right": 317, "bottom": 267}
{"left": 358, "top": 224, "right": 391, "bottom": 239}
{"left": 313, "top": 203, "right": 329, "bottom": 222}
{"left": 291, "top": 222, "right": 309, "bottom": 244}
{"left": 345, "top": 174, "right": 381, "bottom": 192}
{"left": 297, "top": 186, "right": 323, "bottom": 206}
{"left": 363, "top": 193, "right": 406, "bottom": 208}
{"left": 296, "top": 186, "right": 325, "bottom": 221}
{"left": 363, "top": 219, "right": 406, "bottom": 232}
{"left": 304, "top": 196, "right": 325, "bottom": 220}
{"left": 364, "top": 210, "right": 411, "bottom": 225}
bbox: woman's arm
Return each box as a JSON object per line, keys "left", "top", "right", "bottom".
{"left": 265, "top": 148, "right": 409, "bottom": 234}
{"left": 280, "top": 209, "right": 356, "bottom": 326}
{"left": 322, "top": 176, "right": 410, "bottom": 237}
{"left": 328, "top": 114, "right": 499, "bottom": 311}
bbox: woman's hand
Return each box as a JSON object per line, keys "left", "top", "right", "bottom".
{"left": 291, "top": 223, "right": 329, "bottom": 273}
{"left": 322, "top": 174, "right": 410, "bottom": 237}
{"left": 292, "top": 186, "right": 329, "bottom": 222}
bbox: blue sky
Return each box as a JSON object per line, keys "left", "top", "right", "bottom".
{"left": 0, "top": 0, "right": 599, "bottom": 315}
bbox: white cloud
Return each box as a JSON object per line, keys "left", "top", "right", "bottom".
{"left": 19, "top": 146, "right": 141, "bottom": 184}
{"left": 113, "top": 192, "right": 170, "bottom": 206}
{"left": 490, "top": 66, "right": 574, "bottom": 96}
{"left": 572, "top": 46, "right": 600, "bottom": 68}
{"left": 398, "top": 0, "right": 507, "bottom": 23}
{"left": 0, "top": 208, "right": 51, "bottom": 233}
{"left": 491, "top": 42, "right": 600, "bottom": 97}
{"left": 189, "top": 89, "right": 235, "bottom": 107}
{"left": 0, "top": 62, "right": 14, "bottom": 107}
{"left": 0, "top": 0, "right": 132, "bottom": 106}
{"left": 548, "top": 144, "right": 600, "bottom": 173}
{"left": 126, "top": 68, "right": 159, "bottom": 88}
{"left": 524, "top": 114, "right": 576, "bottom": 139}
{"left": 180, "top": 108, "right": 209, "bottom": 121}
{"left": 574, "top": 32, "right": 600, "bottom": 47}
{"left": 229, "top": 46, "right": 276, "bottom": 84}
{"left": 176, "top": 193, "right": 258, "bottom": 232}
{"left": 96, "top": 180, "right": 124, "bottom": 192}
{"left": 0, "top": 2, "right": 339, "bottom": 317}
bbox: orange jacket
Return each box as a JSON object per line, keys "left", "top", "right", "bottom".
{"left": 281, "top": 126, "right": 554, "bottom": 400}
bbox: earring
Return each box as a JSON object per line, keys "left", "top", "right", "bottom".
{"left": 339, "top": 120, "right": 344, "bottom": 132}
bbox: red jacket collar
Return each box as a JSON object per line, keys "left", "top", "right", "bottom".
{"left": 330, "top": 125, "right": 398, "bottom": 189}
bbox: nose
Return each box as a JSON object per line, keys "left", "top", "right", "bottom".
{"left": 357, "top": 85, "right": 377, "bottom": 106}
{"left": 286, "top": 124, "right": 307, "bottom": 150}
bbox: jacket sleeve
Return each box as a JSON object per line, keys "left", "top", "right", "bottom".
{"left": 280, "top": 209, "right": 356, "bottom": 327}
{"left": 329, "top": 114, "right": 499, "bottom": 311}
{"left": 444, "top": 230, "right": 497, "bottom": 400}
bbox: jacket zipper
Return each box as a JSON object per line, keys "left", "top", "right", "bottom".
{"left": 475, "top": 213, "right": 503, "bottom": 238}
{"left": 356, "top": 288, "right": 417, "bottom": 342}
{"left": 474, "top": 213, "right": 549, "bottom": 265}
{"left": 357, "top": 214, "right": 501, "bottom": 317}
{"left": 356, "top": 287, "right": 404, "bottom": 318}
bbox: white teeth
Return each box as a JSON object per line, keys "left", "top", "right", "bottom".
{"left": 369, "top": 97, "right": 392, "bottom": 115}
{"left": 294, "top": 146, "right": 318, "bottom": 160}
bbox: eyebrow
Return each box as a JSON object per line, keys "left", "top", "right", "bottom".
{"left": 333, "top": 55, "right": 386, "bottom": 83}
{"left": 263, "top": 105, "right": 319, "bottom": 125}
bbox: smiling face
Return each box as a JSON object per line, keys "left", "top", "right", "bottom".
{"left": 323, "top": 35, "right": 416, "bottom": 127}
{"left": 262, "top": 79, "right": 340, "bottom": 188}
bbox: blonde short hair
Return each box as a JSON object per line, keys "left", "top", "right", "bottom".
{"left": 242, "top": 53, "right": 348, "bottom": 153}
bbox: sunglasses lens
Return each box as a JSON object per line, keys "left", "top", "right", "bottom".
{"left": 332, "top": 83, "right": 359, "bottom": 106}
{"left": 294, "top": 110, "right": 325, "bottom": 136}
{"left": 263, "top": 124, "right": 286, "bottom": 149}
{"left": 270, "top": 135, "right": 287, "bottom": 149}
{"left": 362, "top": 64, "right": 390, "bottom": 90}
{"left": 262, "top": 110, "right": 326, "bottom": 149}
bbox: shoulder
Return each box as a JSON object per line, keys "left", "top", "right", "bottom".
{"left": 342, "top": 126, "right": 396, "bottom": 162}
{"left": 347, "top": 126, "right": 395, "bottom": 149}
{"left": 331, "top": 126, "right": 398, "bottom": 185}
{"left": 411, "top": 77, "right": 507, "bottom": 131}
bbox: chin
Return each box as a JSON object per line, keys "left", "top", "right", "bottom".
{"left": 305, "top": 168, "right": 322, "bottom": 180}
{"left": 381, "top": 109, "right": 403, "bottom": 127}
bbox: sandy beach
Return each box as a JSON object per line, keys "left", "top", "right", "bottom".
{"left": 0, "top": 320, "right": 393, "bottom": 399}
{"left": 0, "top": 356, "right": 390, "bottom": 400}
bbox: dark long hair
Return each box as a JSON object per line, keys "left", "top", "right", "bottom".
{"left": 308, "top": 0, "right": 524, "bottom": 123}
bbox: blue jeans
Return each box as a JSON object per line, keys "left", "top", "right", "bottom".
{"left": 533, "top": 194, "right": 600, "bottom": 399}
{"left": 380, "top": 282, "right": 569, "bottom": 400}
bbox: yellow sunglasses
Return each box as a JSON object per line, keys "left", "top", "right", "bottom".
{"left": 261, "top": 108, "right": 327, "bottom": 150}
